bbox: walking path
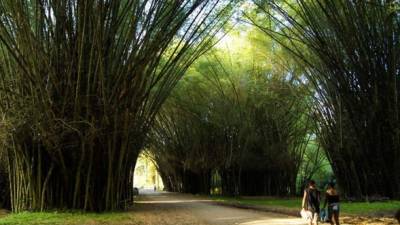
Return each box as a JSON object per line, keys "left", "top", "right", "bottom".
{"left": 132, "top": 189, "right": 307, "bottom": 225}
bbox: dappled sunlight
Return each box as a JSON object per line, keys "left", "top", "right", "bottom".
{"left": 214, "top": 216, "right": 249, "bottom": 221}
{"left": 133, "top": 192, "right": 310, "bottom": 225}
{"left": 239, "top": 218, "right": 306, "bottom": 225}
{"left": 135, "top": 199, "right": 214, "bottom": 204}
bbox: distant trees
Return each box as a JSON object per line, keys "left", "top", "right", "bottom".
{"left": 0, "top": 0, "right": 232, "bottom": 211}
{"left": 149, "top": 32, "right": 312, "bottom": 196}
{"left": 253, "top": 0, "right": 400, "bottom": 199}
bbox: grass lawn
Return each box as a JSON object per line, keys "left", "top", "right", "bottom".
{"left": 0, "top": 211, "right": 138, "bottom": 225}
{"left": 210, "top": 196, "right": 400, "bottom": 216}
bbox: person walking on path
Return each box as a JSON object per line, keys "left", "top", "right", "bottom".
{"left": 323, "top": 182, "right": 340, "bottom": 225}
{"left": 302, "top": 180, "right": 321, "bottom": 225}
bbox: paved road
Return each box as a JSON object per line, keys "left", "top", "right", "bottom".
{"left": 132, "top": 190, "right": 307, "bottom": 225}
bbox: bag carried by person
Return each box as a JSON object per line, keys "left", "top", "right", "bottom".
{"left": 300, "top": 208, "right": 312, "bottom": 220}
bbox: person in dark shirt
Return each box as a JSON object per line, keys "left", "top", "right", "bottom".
{"left": 323, "top": 182, "right": 340, "bottom": 225}
{"left": 302, "top": 180, "right": 321, "bottom": 225}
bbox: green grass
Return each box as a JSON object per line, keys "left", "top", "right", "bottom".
{"left": 0, "top": 211, "right": 136, "bottom": 225}
{"left": 211, "top": 196, "right": 301, "bottom": 208}
{"left": 340, "top": 201, "right": 400, "bottom": 215}
{"left": 210, "top": 196, "right": 400, "bottom": 216}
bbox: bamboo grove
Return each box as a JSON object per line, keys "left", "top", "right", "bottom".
{"left": 252, "top": 0, "right": 400, "bottom": 199}
{"left": 148, "top": 0, "right": 400, "bottom": 200}
{"left": 0, "top": 0, "right": 399, "bottom": 214}
{"left": 0, "top": 0, "right": 233, "bottom": 211}
{"left": 148, "top": 32, "right": 313, "bottom": 196}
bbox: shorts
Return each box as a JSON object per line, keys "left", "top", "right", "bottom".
{"left": 328, "top": 203, "right": 340, "bottom": 214}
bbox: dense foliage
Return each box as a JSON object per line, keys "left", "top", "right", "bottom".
{"left": 149, "top": 31, "right": 312, "bottom": 196}
{"left": 253, "top": 0, "right": 400, "bottom": 199}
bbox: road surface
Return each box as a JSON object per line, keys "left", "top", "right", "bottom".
{"left": 132, "top": 189, "right": 307, "bottom": 225}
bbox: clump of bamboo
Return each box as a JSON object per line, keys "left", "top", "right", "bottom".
{"left": 0, "top": 117, "right": 10, "bottom": 209}
{"left": 0, "top": 0, "right": 233, "bottom": 211}
{"left": 149, "top": 51, "right": 311, "bottom": 196}
{"left": 253, "top": 0, "right": 400, "bottom": 199}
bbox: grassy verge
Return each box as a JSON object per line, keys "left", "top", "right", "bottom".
{"left": 210, "top": 196, "right": 400, "bottom": 216}
{"left": 0, "top": 211, "right": 137, "bottom": 225}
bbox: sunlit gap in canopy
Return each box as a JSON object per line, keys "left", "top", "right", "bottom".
{"left": 133, "top": 150, "right": 164, "bottom": 191}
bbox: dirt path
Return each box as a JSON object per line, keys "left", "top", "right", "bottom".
{"left": 132, "top": 190, "right": 307, "bottom": 225}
